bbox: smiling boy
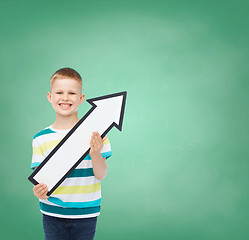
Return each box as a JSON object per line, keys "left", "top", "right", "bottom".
{"left": 31, "top": 68, "right": 112, "bottom": 240}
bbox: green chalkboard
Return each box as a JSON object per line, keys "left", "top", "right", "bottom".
{"left": 0, "top": 0, "right": 248, "bottom": 240}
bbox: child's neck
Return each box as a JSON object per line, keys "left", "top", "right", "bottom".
{"left": 51, "top": 114, "right": 80, "bottom": 130}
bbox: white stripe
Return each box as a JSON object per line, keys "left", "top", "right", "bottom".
{"left": 32, "top": 155, "right": 44, "bottom": 163}
{"left": 41, "top": 210, "right": 100, "bottom": 219}
{"left": 59, "top": 176, "right": 100, "bottom": 187}
{"left": 40, "top": 199, "right": 58, "bottom": 206}
{"left": 32, "top": 139, "right": 41, "bottom": 147}
{"left": 77, "top": 160, "right": 92, "bottom": 168}
{"left": 43, "top": 149, "right": 110, "bottom": 163}
{"left": 102, "top": 144, "right": 111, "bottom": 152}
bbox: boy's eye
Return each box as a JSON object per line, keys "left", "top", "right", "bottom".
{"left": 56, "top": 92, "right": 62, "bottom": 94}
{"left": 69, "top": 92, "right": 76, "bottom": 95}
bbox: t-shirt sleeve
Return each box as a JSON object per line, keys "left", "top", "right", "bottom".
{"left": 101, "top": 137, "right": 112, "bottom": 160}
{"left": 31, "top": 138, "right": 45, "bottom": 170}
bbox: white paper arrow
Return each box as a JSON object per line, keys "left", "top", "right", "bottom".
{"left": 28, "top": 91, "right": 127, "bottom": 195}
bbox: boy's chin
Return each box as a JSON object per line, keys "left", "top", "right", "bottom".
{"left": 55, "top": 110, "right": 76, "bottom": 117}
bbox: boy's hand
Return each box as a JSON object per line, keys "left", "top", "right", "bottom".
{"left": 33, "top": 183, "right": 49, "bottom": 199}
{"left": 89, "top": 131, "right": 107, "bottom": 158}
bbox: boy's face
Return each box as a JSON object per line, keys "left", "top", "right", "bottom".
{"left": 47, "top": 78, "right": 85, "bottom": 117}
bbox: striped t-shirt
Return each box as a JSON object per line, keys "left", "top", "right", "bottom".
{"left": 31, "top": 126, "right": 112, "bottom": 219}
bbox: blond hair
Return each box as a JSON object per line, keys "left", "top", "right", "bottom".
{"left": 50, "top": 67, "right": 82, "bottom": 92}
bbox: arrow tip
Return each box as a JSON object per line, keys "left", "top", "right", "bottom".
{"left": 87, "top": 91, "right": 127, "bottom": 131}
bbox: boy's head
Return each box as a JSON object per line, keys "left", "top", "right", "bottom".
{"left": 47, "top": 67, "right": 85, "bottom": 117}
{"left": 50, "top": 67, "right": 82, "bottom": 93}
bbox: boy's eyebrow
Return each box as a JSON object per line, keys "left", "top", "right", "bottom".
{"left": 53, "top": 89, "right": 63, "bottom": 92}
{"left": 54, "top": 88, "right": 77, "bottom": 91}
{"left": 52, "top": 89, "right": 79, "bottom": 93}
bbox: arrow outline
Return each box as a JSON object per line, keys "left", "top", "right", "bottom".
{"left": 28, "top": 91, "right": 127, "bottom": 196}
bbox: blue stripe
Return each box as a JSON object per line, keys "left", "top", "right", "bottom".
{"left": 31, "top": 162, "right": 41, "bottom": 170}
{"left": 40, "top": 202, "right": 100, "bottom": 215}
{"left": 33, "top": 128, "right": 56, "bottom": 139}
{"left": 83, "top": 151, "right": 112, "bottom": 160}
{"left": 48, "top": 197, "right": 101, "bottom": 208}
{"left": 84, "top": 154, "right": 91, "bottom": 160}
{"left": 68, "top": 168, "right": 94, "bottom": 178}
{"left": 102, "top": 151, "right": 112, "bottom": 159}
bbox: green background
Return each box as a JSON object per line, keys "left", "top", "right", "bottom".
{"left": 0, "top": 0, "right": 248, "bottom": 239}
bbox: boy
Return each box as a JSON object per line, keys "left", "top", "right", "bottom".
{"left": 31, "top": 68, "right": 112, "bottom": 240}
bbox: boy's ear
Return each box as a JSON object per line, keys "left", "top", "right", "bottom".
{"left": 79, "top": 94, "right": 85, "bottom": 104}
{"left": 47, "top": 92, "right": 52, "bottom": 103}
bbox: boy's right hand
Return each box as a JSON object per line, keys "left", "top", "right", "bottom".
{"left": 33, "top": 183, "right": 49, "bottom": 199}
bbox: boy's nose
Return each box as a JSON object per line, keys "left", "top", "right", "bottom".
{"left": 62, "top": 93, "right": 69, "bottom": 100}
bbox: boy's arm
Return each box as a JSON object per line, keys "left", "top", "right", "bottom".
{"left": 31, "top": 139, "right": 48, "bottom": 199}
{"left": 89, "top": 132, "right": 108, "bottom": 180}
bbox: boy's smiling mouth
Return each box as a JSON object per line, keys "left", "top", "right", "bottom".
{"left": 58, "top": 103, "right": 72, "bottom": 109}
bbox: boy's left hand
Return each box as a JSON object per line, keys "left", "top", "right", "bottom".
{"left": 89, "top": 131, "right": 107, "bottom": 158}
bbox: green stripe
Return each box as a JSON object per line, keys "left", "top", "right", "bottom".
{"left": 33, "top": 128, "right": 56, "bottom": 139}
{"left": 40, "top": 202, "right": 100, "bottom": 215}
{"left": 67, "top": 168, "right": 94, "bottom": 178}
